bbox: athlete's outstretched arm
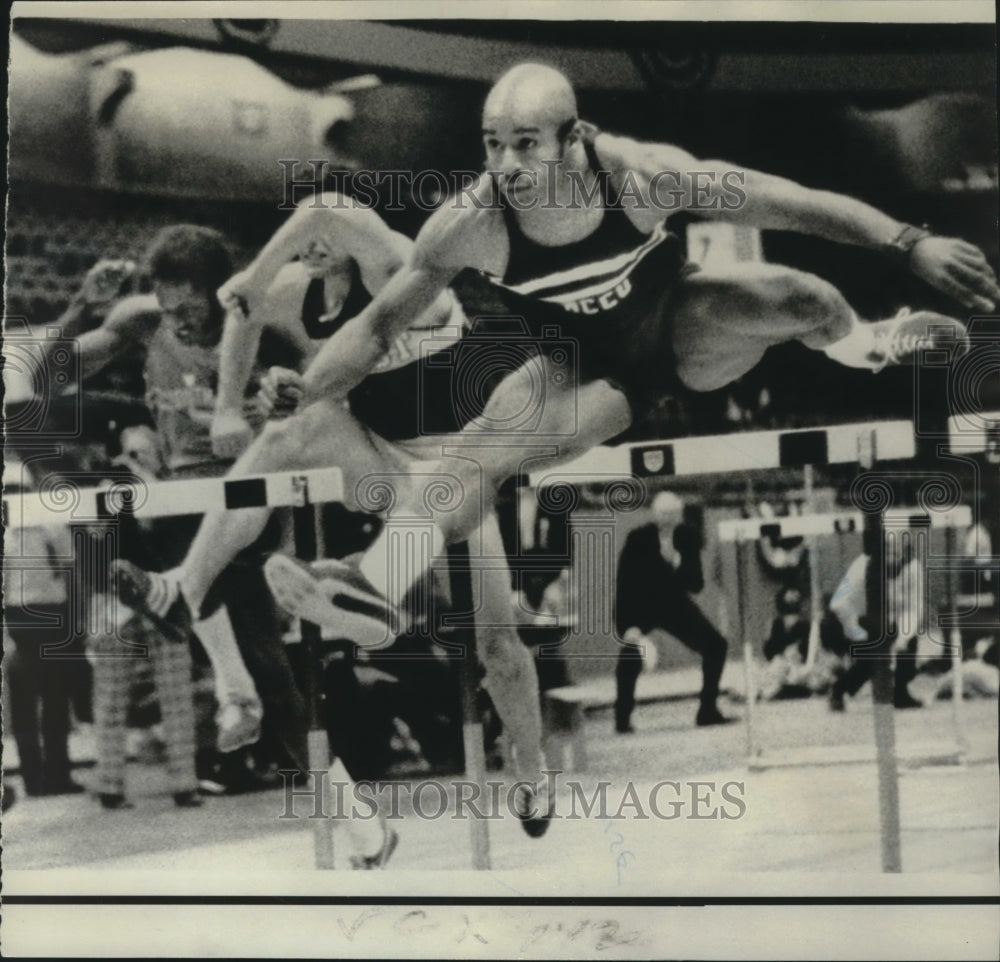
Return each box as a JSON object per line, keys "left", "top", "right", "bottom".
{"left": 218, "top": 192, "right": 409, "bottom": 315}
{"left": 597, "top": 131, "right": 999, "bottom": 311}
{"left": 212, "top": 196, "right": 416, "bottom": 455}
{"left": 211, "top": 303, "right": 267, "bottom": 458}
{"left": 69, "top": 295, "right": 158, "bottom": 382}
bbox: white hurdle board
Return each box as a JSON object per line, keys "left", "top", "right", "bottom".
{"left": 528, "top": 419, "right": 916, "bottom": 487}
{"left": 3, "top": 466, "right": 345, "bottom": 528}
{"left": 947, "top": 410, "right": 1000, "bottom": 454}
{"left": 717, "top": 505, "right": 973, "bottom": 543}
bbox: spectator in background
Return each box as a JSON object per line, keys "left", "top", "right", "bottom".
{"left": 2, "top": 456, "right": 86, "bottom": 797}
{"left": 758, "top": 585, "right": 846, "bottom": 700}
{"left": 614, "top": 491, "right": 732, "bottom": 732}
{"left": 53, "top": 226, "right": 310, "bottom": 783}
{"left": 828, "top": 535, "right": 928, "bottom": 711}
{"left": 323, "top": 568, "right": 464, "bottom": 781}
{"left": 82, "top": 426, "right": 200, "bottom": 809}
{"left": 760, "top": 585, "right": 813, "bottom": 700}
{"left": 515, "top": 562, "right": 574, "bottom": 695}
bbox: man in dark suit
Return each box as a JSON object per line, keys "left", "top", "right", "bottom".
{"left": 614, "top": 492, "right": 732, "bottom": 732}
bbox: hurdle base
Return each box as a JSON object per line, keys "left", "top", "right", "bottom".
{"left": 747, "top": 741, "right": 966, "bottom": 772}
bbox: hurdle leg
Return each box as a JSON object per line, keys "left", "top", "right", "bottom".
{"left": 447, "top": 541, "right": 491, "bottom": 871}
{"left": 292, "top": 503, "right": 335, "bottom": 870}
{"left": 734, "top": 538, "right": 759, "bottom": 766}
{"left": 863, "top": 505, "right": 902, "bottom": 872}
{"left": 945, "top": 525, "right": 968, "bottom": 757}
{"left": 804, "top": 465, "right": 822, "bottom": 668}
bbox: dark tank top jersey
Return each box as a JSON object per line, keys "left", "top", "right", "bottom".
{"left": 486, "top": 135, "right": 691, "bottom": 414}
{"left": 300, "top": 259, "right": 373, "bottom": 340}
{"left": 302, "top": 260, "right": 490, "bottom": 441}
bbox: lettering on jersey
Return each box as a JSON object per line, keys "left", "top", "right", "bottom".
{"left": 562, "top": 278, "right": 633, "bottom": 315}
{"left": 372, "top": 332, "right": 419, "bottom": 373}
{"left": 491, "top": 221, "right": 668, "bottom": 314}
{"left": 371, "top": 324, "right": 466, "bottom": 374}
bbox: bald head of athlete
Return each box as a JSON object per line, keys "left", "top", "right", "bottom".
{"left": 482, "top": 63, "right": 582, "bottom": 204}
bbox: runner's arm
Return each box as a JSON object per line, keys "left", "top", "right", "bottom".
{"left": 598, "top": 131, "right": 999, "bottom": 309}
{"left": 299, "top": 257, "right": 458, "bottom": 402}
{"left": 214, "top": 265, "right": 308, "bottom": 417}
{"left": 71, "top": 295, "right": 156, "bottom": 382}
{"left": 218, "top": 193, "right": 408, "bottom": 316}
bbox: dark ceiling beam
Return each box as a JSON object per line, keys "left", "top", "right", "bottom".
{"left": 22, "top": 17, "right": 996, "bottom": 91}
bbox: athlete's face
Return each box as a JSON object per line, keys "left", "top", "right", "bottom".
{"left": 482, "top": 114, "right": 568, "bottom": 205}
{"left": 298, "top": 239, "right": 351, "bottom": 279}
{"left": 154, "top": 281, "right": 217, "bottom": 347}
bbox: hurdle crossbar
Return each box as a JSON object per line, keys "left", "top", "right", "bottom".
{"left": 3, "top": 467, "right": 346, "bottom": 527}
{"left": 4, "top": 461, "right": 497, "bottom": 871}
{"left": 717, "top": 506, "right": 973, "bottom": 544}
{"left": 947, "top": 410, "right": 1000, "bottom": 453}
{"left": 528, "top": 419, "right": 916, "bottom": 486}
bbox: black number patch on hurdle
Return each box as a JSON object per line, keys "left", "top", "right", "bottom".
{"left": 96, "top": 490, "right": 135, "bottom": 519}
{"left": 224, "top": 478, "right": 268, "bottom": 509}
{"left": 630, "top": 442, "right": 675, "bottom": 477}
{"left": 778, "top": 430, "right": 828, "bottom": 467}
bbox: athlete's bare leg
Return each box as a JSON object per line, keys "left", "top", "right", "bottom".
{"left": 671, "top": 263, "right": 966, "bottom": 393}
{"left": 176, "top": 398, "right": 393, "bottom": 614}
{"left": 359, "top": 356, "right": 633, "bottom": 606}
{"left": 473, "top": 515, "right": 544, "bottom": 783}
{"left": 116, "top": 390, "right": 552, "bottom": 799}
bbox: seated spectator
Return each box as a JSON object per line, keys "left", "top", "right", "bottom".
{"left": 323, "top": 568, "right": 464, "bottom": 778}
{"left": 758, "top": 586, "right": 846, "bottom": 700}
{"left": 930, "top": 517, "right": 999, "bottom": 701}
{"left": 828, "top": 536, "right": 929, "bottom": 712}
{"left": 759, "top": 586, "right": 814, "bottom": 700}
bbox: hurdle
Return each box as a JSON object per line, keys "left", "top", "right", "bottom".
{"left": 3, "top": 465, "right": 493, "bottom": 871}
{"left": 717, "top": 502, "right": 973, "bottom": 773}
{"left": 525, "top": 416, "right": 982, "bottom": 874}
{"left": 944, "top": 409, "right": 1000, "bottom": 751}
{"left": 527, "top": 419, "right": 917, "bottom": 486}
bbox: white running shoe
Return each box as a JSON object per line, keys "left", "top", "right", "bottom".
{"left": 263, "top": 554, "right": 399, "bottom": 648}
{"left": 866, "top": 308, "right": 969, "bottom": 372}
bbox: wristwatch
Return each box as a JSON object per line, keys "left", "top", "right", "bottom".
{"left": 883, "top": 224, "right": 932, "bottom": 264}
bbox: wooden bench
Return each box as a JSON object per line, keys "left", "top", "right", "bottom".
{"left": 542, "top": 668, "right": 712, "bottom": 772}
